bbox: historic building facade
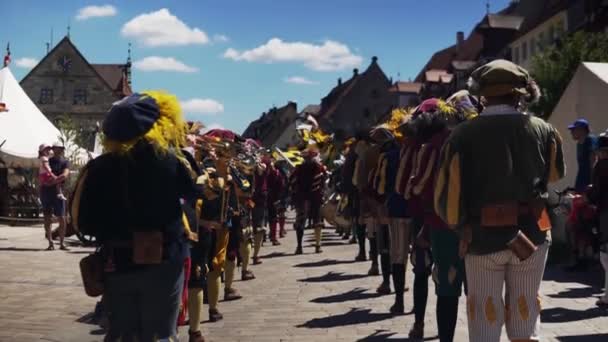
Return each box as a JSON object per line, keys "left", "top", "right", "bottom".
{"left": 20, "top": 36, "right": 132, "bottom": 149}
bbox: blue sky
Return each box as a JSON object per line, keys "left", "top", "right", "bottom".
{"left": 4, "top": 0, "right": 510, "bottom": 133}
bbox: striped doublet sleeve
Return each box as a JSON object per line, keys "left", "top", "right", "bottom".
{"left": 395, "top": 145, "right": 413, "bottom": 195}
{"left": 434, "top": 142, "right": 465, "bottom": 227}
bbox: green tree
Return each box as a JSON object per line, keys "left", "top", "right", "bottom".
{"left": 532, "top": 31, "right": 608, "bottom": 118}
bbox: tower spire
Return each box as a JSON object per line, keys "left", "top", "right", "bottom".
{"left": 486, "top": 1, "right": 491, "bottom": 14}
{"left": 67, "top": 24, "right": 71, "bottom": 39}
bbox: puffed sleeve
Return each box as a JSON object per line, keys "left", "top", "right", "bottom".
{"left": 547, "top": 127, "right": 566, "bottom": 183}
{"left": 434, "top": 142, "right": 466, "bottom": 228}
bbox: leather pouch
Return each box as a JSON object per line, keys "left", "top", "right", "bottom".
{"left": 481, "top": 203, "right": 518, "bottom": 227}
{"left": 79, "top": 252, "right": 104, "bottom": 297}
{"left": 507, "top": 230, "right": 537, "bottom": 261}
{"left": 133, "top": 232, "right": 163, "bottom": 265}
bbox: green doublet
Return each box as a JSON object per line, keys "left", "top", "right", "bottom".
{"left": 434, "top": 113, "right": 565, "bottom": 255}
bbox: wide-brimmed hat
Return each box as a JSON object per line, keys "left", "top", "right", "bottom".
{"left": 51, "top": 141, "right": 65, "bottom": 149}
{"left": 103, "top": 93, "right": 161, "bottom": 143}
{"left": 38, "top": 143, "right": 51, "bottom": 153}
{"left": 468, "top": 59, "right": 532, "bottom": 98}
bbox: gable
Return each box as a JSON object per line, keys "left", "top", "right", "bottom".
{"left": 21, "top": 37, "right": 116, "bottom": 96}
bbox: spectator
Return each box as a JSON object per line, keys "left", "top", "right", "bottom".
{"left": 568, "top": 118, "right": 597, "bottom": 192}
{"left": 40, "top": 142, "right": 70, "bottom": 251}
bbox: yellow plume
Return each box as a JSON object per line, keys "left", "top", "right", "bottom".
{"left": 103, "top": 91, "right": 186, "bottom": 155}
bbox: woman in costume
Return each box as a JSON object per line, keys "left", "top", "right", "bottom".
{"left": 72, "top": 92, "right": 196, "bottom": 341}
{"left": 435, "top": 60, "right": 565, "bottom": 342}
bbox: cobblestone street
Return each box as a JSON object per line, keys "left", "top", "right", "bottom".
{"left": 1, "top": 222, "right": 607, "bottom": 341}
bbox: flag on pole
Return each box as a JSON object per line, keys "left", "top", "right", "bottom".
{"left": 3, "top": 43, "right": 10, "bottom": 67}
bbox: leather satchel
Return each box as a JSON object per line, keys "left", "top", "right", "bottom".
{"left": 79, "top": 252, "right": 104, "bottom": 297}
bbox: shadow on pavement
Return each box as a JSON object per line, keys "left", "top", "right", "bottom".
{"left": 556, "top": 333, "right": 608, "bottom": 341}
{"left": 356, "top": 329, "right": 438, "bottom": 341}
{"left": 297, "top": 308, "right": 392, "bottom": 328}
{"left": 311, "top": 287, "right": 382, "bottom": 304}
{"left": 544, "top": 266, "right": 602, "bottom": 288}
{"left": 306, "top": 241, "right": 345, "bottom": 247}
{"left": 261, "top": 252, "right": 289, "bottom": 259}
{"left": 299, "top": 271, "right": 368, "bottom": 283}
{"left": 0, "top": 247, "right": 46, "bottom": 252}
{"left": 541, "top": 306, "right": 607, "bottom": 323}
{"left": 548, "top": 286, "right": 602, "bottom": 299}
{"left": 294, "top": 258, "right": 357, "bottom": 268}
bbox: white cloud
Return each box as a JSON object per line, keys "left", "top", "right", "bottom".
{"left": 213, "top": 34, "right": 229, "bottom": 43}
{"left": 76, "top": 5, "right": 117, "bottom": 21}
{"left": 15, "top": 57, "right": 38, "bottom": 69}
{"left": 285, "top": 76, "right": 318, "bottom": 85}
{"left": 122, "top": 8, "right": 209, "bottom": 47}
{"left": 181, "top": 98, "right": 224, "bottom": 115}
{"left": 133, "top": 56, "right": 199, "bottom": 73}
{"left": 223, "top": 38, "right": 363, "bottom": 72}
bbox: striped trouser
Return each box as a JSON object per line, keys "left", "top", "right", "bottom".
{"left": 389, "top": 218, "right": 411, "bottom": 265}
{"left": 465, "top": 243, "right": 548, "bottom": 342}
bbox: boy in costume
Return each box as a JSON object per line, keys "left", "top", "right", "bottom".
{"left": 435, "top": 60, "right": 565, "bottom": 342}
{"left": 369, "top": 127, "right": 398, "bottom": 295}
{"left": 72, "top": 92, "right": 196, "bottom": 341}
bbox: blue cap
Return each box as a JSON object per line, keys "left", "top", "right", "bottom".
{"left": 568, "top": 118, "right": 589, "bottom": 130}
{"left": 103, "top": 93, "right": 160, "bottom": 142}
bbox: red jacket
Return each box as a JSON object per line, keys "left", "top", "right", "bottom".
{"left": 290, "top": 160, "right": 326, "bottom": 204}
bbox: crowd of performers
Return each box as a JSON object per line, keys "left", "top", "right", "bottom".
{"left": 70, "top": 90, "right": 331, "bottom": 341}
{"left": 70, "top": 58, "right": 578, "bottom": 342}
{"left": 324, "top": 59, "right": 569, "bottom": 342}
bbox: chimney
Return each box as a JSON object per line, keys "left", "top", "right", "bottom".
{"left": 338, "top": 78, "right": 342, "bottom": 86}
{"left": 353, "top": 68, "right": 359, "bottom": 77}
{"left": 456, "top": 31, "right": 465, "bottom": 52}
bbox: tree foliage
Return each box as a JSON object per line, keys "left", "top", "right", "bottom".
{"left": 532, "top": 31, "right": 608, "bottom": 118}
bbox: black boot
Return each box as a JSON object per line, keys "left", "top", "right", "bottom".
{"left": 368, "top": 236, "right": 379, "bottom": 275}
{"left": 390, "top": 264, "right": 405, "bottom": 315}
{"left": 377, "top": 253, "right": 391, "bottom": 294}
{"left": 355, "top": 224, "right": 367, "bottom": 261}
{"left": 295, "top": 228, "right": 304, "bottom": 254}
{"left": 437, "top": 296, "right": 459, "bottom": 342}
{"left": 413, "top": 272, "right": 429, "bottom": 325}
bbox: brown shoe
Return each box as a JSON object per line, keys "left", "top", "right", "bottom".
{"left": 272, "top": 240, "right": 281, "bottom": 246}
{"left": 209, "top": 308, "right": 223, "bottom": 322}
{"left": 294, "top": 246, "right": 303, "bottom": 255}
{"left": 189, "top": 330, "right": 205, "bottom": 342}
{"left": 224, "top": 287, "right": 242, "bottom": 301}
{"left": 280, "top": 230, "right": 286, "bottom": 238}
{"left": 241, "top": 270, "right": 255, "bottom": 281}
{"left": 408, "top": 321, "right": 424, "bottom": 339}
{"left": 253, "top": 257, "right": 262, "bottom": 265}
{"left": 315, "top": 246, "right": 323, "bottom": 254}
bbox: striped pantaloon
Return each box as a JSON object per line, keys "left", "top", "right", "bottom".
{"left": 389, "top": 218, "right": 410, "bottom": 265}
{"left": 465, "top": 243, "right": 548, "bottom": 342}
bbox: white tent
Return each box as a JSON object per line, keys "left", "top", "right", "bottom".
{"left": 0, "top": 67, "right": 94, "bottom": 168}
{"left": 549, "top": 62, "right": 608, "bottom": 191}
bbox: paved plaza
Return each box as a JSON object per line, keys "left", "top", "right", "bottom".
{"left": 1, "top": 222, "right": 607, "bottom": 342}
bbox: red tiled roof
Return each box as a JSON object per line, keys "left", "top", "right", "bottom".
{"left": 389, "top": 82, "right": 422, "bottom": 94}
{"left": 92, "top": 64, "right": 132, "bottom": 96}
{"left": 414, "top": 32, "right": 483, "bottom": 82}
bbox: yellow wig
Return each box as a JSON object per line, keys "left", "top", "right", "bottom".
{"left": 103, "top": 90, "right": 187, "bottom": 154}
